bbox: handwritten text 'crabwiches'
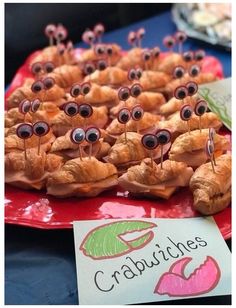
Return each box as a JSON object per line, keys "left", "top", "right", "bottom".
{"left": 94, "top": 236, "right": 207, "bottom": 292}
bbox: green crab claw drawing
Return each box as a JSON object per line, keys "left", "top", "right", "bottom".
{"left": 80, "top": 220, "right": 157, "bottom": 260}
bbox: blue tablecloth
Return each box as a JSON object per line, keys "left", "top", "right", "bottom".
{"left": 5, "top": 10, "right": 231, "bottom": 305}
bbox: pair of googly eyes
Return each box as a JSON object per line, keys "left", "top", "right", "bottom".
{"left": 31, "top": 77, "right": 55, "bottom": 93}
{"left": 118, "top": 84, "right": 142, "bottom": 101}
{"left": 127, "top": 28, "right": 145, "bottom": 45}
{"left": 31, "top": 62, "right": 55, "bottom": 76}
{"left": 64, "top": 102, "right": 93, "bottom": 118}
{"left": 44, "top": 24, "right": 67, "bottom": 41}
{"left": 128, "top": 68, "right": 142, "bottom": 81}
{"left": 82, "top": 24, "right": 105, "bottom": 43}
{"left": 70, "top": 127, "right": 101, "bottom": 145}
{"left": 70, "top": 83, "right": 91, "bottom": 97}
{"left": 19, "top": 99, "right": 41, "bottom": 114}
{"left": 141, "top": 129, "right": 171, "bottom": 150}
{"left": 83, "top": 59, "right": 108, "bottom": 75}
{"left": 183, "top": 50, "right": 205, "bottom": 62}
{"left": 173, "top": 65, "right": 200, "bottom": 79}
{"left": 16, "top": 121, "right": 49, "bottom": 140}
{"left": 118, "top": 105, "right": 144, "bottom": 124}
{"left": 174, "top": 81, "right": 198, "bottom": 100}
{"left": 94, "top": 44, "right": 113, "bottom": 56}
{"left": 180, "top": 100, "right": 208, "bottom": 121}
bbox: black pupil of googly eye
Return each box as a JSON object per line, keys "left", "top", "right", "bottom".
{"left": 197, "top": 105, "right": 206, "bottom": 115}
{"left": 176, "top": 89, "right": 187, "bottom": 99}
{"left": 187, "top": 84, "right": 197, "bottom": 95}
{"left": 107, "top": 47, "right": 113, "bottom": 55}
{"left": 86, "top": 65, "right": 94, "bottom": 74}
{"left": 157, "top": 134, "right": 168, "bottom": 145}
{"left": 82, "top": 86, "right": 90, "bottom": 95}
{"left": 144, "top": 53, "right": 150, "bottom": 61}
{"left": 133, "top": 109, "right": 143, "bottom": 120}
{"left": 131, "top": 85, "right": 142, "bottom": 97}
{"left": 136, "top": 70, "right": 142, "bottom": 79}
{"left": 72, "top": 87, "right": 80, "bottom": 96}
{"left": 35, "top": 126, "right": 45, "bottom": 135}
{"left": 79, "top": 105, "right": 92, "bottom": 118}
{"left": 21, "top": 130, "right": 31, "bottom": 138}
{"left": 32, "top": 83, "right": 43, "bottom": 92}
{"left": 98, "top": 61, "right": 106, "bottom": 70}
{"left": 121, "top": 113, "right": 129, "bottom": 123}
{"left": 44, "top": 79, "right": 54, "bottom": 89}
{"left": 129, "top": 71, "right": 136, "bottom": 80}
{"left": 23, "top": 102, "right": 31, "bottom": 113}
{"left": 68, "top": 107, "right": 76, "bottom": 115}
{"left": 167, "top": 40, "right": 174, "bottom": 47}
{"left": 175, "top": 68, "right": 184, "bottom": 78}
{"left": 183, "top": 52, "right": 192, "bottom": 62}
{"left": 190, "top": 67, "right": 199, "bottom": 77}
{"left": 45, "top": 64, "right": 54, "bottom": 73}
{"left": 72, "top": 129, "right": 85, "bottom": 143}
{"left": 183, "top": 109, "right": 192, "bottom": 119}
{"left": 87, "top": 132, "right": 97, "bottom": 142}
{"left": 119, "top": 89, "right": 130, "bottom": 101}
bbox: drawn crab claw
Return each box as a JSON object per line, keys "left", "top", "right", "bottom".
{"left": 154, "top": 256, "right": 221, "bottom": 297}
{"left": 80, "top": 220, "right": 157, "bottom": 260}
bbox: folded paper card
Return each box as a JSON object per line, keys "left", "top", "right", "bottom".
{"left": 199, "top": 78, "right": 231, "bottom": 130}
{"left": 73, "top": 217, "right": 231, "bottom": 305}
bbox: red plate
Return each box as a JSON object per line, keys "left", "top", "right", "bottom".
{"left": 5, "top": 48, "right": 231, "bottom": 239}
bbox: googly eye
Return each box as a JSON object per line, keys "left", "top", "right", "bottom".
{"left": 82, "top": 30, "right": 95, "bottom": 44}
{"left": 19, "top": 99, "right": 31, "bottom": 114}
{"left": 173, "top": 66, "right": 185, "bottom": 79}
{"left": 57, "top": 43, "right": 65, "bottom": 55}
{"left": 194, "top": 100, "right": 207, "bottom": 116}
{"left": 33, "top": 121, "right": 50, "bottom": 137}
{"left": 70, "top": 83, "right": 81, "bottom": 97}
{"left": 118, "top": 108, "right": 131, "bottom": 124}
{"left": 131, "top": 105, "right": 144, "bottom": 121}
{"left": 142, "top": 50, "right": 151, "bottom": 62}
{"left": 141, "top": 134, "right": 159, "bottom": 150}
{"left": 31, "top": 80, "right": 44, "bottom": 93}
{"left": 152, "top": 46, "right": 160, "bottom": 58}
{"left": 209, "top": 128, "right": 216, "bottom": 141}
{"left": 67, "top": 41, "right": 73, "bottom": 52}
{"left": 175, "top": 31, "right": 187, "bottom": 43}
{"left": 78, "top": 103, "right": 93, "bottom": 118}
{"left": 135, "top": 68, "right": 143, "bottom": 79}
{"left": 44, "top": 24, "right": 56, "bottom": 37}
{"left": 31, "top": 99, "right": 41, "bottom": 113}
{"left": 55, "top": 25, "right": 67, "bottom": 41}
{"left": 194, "top": 49, "right": 206, "bottom": 61}
{"left": 128, "top": 31, "right": 137, "bottom": 45}
{"left": 174, "top": 85, "right": 188, "bottom": 100}
{"left": 136, "top": 28, "right": 145, "bottom": 39}
{"left": 186, "top": 81, "right": 198, "bottom": 96}
{"left": 94, "top": 23, "right": 105, "bottom": 37}
{"left": 206, "top": 139, "right": 214, "bottom": 157}
{"left": 31, "top": 62, "right": 43, "bottom": 75}
{"left": 85, "top": 127, "right": 101, "bottom": 143}
{"left": 130, "top": 83, "right": 142, "bottom": 98}
{"left": 83, "top": 62, "right": 96, "bottom": 75}
{"left": 156, "top": 129, "right": 171, "bottom": 145}
{"left": 43, "top": 77, "right": 55, "bottom": 90}
{"left": 128, "top": 68, "right": 136, "bottom": 81}
{"left": 180, "top": 104, "right": 193, "bottom": 121}
{"left": 189, "top": 64, "right": 201, "bottom": 77}
{"left": 118, "top": 87, "right": 130, "bottom": 101}
{"left": 16, "top": 123, "right": 33, "bottom": 139}
{"left": 163, "top": 35, "right": 175, "bottom": 49}
{"left": 64, "top": 102, "right": 79, "bottom": 117}
{"left": 81, "top": 82, "right": 91, "bottom": 95}
{"left": 106, "top": 45, "right": 113, "bottom": 56}
{"left": 94, "top": 44, "right": 105, "bottom": 56}
{"left": 183, "top": 51, "right": 194, "bottom": 62}
{"left": 43, "top": 61, "right": 55, "bottom": 73}
{"left": 97, "top": 59, "right": 107, "bottom": 71}
{"left": 70, "top": 128, "right": 85, "bottom": 144}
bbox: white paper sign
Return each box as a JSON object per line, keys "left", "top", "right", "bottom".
{"left": 199, "top": 78, "right": 231, "bottom": 130}
{"left": 73, "top": 217, "right": 231, "bottom": 305}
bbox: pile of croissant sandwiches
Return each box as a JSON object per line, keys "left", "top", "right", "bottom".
{"left": 5, "top": 24, "right": 231, "bottom": 216}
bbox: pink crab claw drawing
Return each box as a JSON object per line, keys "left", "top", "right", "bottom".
{"left": 154, "top": 256, "right": 221, "bottom": 297}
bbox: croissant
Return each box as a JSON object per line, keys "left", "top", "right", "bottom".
{"left": 70, "top": 83, "right": 119, "bottom": 107}
{"left": 190, "top": 154, "right": 231, "bottom": 215}
{"left": 105, "top": 132, "right": 171, "bottom": 172}
{"left": 6, "top": 82, "right": 65, "bottom": 109}
{"left": 5, "top": 125, "right": 56, "bottom": 153}
{"left": 5, "top": 108, "right": 32, "bottom": 128}
{"left": 152, "top": 53, "right": 187, "bottom": 74}
{"left": 156, "top": 112, "right": 222, "bottom": 140}
{"left": 119, "top": 158, "right": 194, "bottom": 199}
{"left": 116, "top": 47, "right": 145, "bottom": 70}
{"left": 139, "top": 71, "right": 171, "bottom": 91}
{"left": 106, "top": 112, "right": 161, "bottom": 136}
{"left": 110, "top": 91, "right": 166, "bottom": 117}
{"left": 47, "top": 156, "right": 118, "bottom": 197}
{"left": 84, "top": 67, "right": 128, "bottom": 87}
{"left": 50, "top": 129, "right": 110, "bottom": 159}
{"left": 30, "top": 46, "right": 76, "bottom": 67}
{"left": 51, "top": 106, "right": 108, "bottom": 136}
{"left": 169, "top": 129, "right": 230, "bottom": 167}
{"left": 5, "top": 148, "right": 63, "bottom": 190}
{"left": 160, "top": 95, "right": 199, "bottom": 117}
{"left": 47, "top": 65, "right": 83, "bottom": 88}
{"left": 79, "top": 43, "right": 122, "bottom": 66}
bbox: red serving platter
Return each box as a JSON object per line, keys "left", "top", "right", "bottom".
{"left": 4, "top": 48, "right": 231, "bottom": 239}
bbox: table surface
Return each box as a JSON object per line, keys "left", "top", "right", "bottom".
{"left": 5, "top": 10, "right": 231, "bottom": 305}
